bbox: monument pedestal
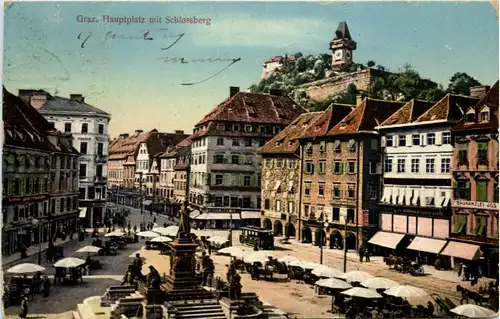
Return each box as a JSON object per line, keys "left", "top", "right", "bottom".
{"left": 164, "top": 236, "right": 200, "bottom": 293}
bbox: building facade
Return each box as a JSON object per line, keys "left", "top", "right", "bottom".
{"left": 3, "top": 87, "right": 80, "bottom": 257}
{"left": 450, "top": 82, "right": 499, "bottom": 278}
{"left": 188, "top": 86, "right": 304, "bottom": 227}
{"left": 299, "top": 98, "right": 404, "bottom": 251}
{"left": 261, "top": 55, "right": 296, "bottom": 79}
{"left": 258, "top": 112, "right": 322, "bottom": 239}
{"left": 19, "top": 90, "right": 111, "bottom": 228}
{"left": 373, "top": 97, "right": 479, "bottom": 262}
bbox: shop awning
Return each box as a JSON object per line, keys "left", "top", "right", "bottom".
{"left": 194, "top": 213, "right": 240, "bottom": 220}
{"left": 143, "top": 200, "right": 153, "bottom": 206}
{"left": 440, "top": 241, "right": 482, "bottom": 260}
{"left": 368, "top": 231, "right": 405, "bottom": 249}
{"left": 78, "top": 207, "right": 87, "bottom": 218}
{"left": 407, "top": 236, "right": 447, "bottom": 254}
{"left": 189, "top": 210, "right": 201, "bottom": 219}
{"left": 241, "top": 211, "right": 261, "bottom": 219}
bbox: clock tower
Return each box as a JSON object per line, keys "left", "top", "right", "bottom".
{"left": 330, "top": 21, "right": 357, "bottom": 69}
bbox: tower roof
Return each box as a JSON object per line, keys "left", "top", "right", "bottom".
{"left": 335, "top": 22, "right": 352, "bottom": 41}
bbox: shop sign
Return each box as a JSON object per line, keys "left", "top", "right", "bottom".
{"left": 453, "top": 200, "right": 499, "bottom": 210}
{"left": 363, "top": 210, "right": 369, "bottom": 226}
{"left": 7, "top": 194, "right": 49, "bottom": 204}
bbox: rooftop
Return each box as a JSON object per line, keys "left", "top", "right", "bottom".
{"left": 414, "top": 94, "right": 479, "bottom": 123}
{"left": 378, "top": 99, "right": 435, "bottom": 127}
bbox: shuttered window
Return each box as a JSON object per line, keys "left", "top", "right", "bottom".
{"left": 475, "top": 181, "right": 488, "bottom": 202}
{"left": 455, "top": 215, "right": 467, "bottom": 233}
{"left": 474, "top": 216, "right": 487, "bottom": 236}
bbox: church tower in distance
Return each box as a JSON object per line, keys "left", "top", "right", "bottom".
{"left": 330, "top": 21, "right": 357, "bottom": 69}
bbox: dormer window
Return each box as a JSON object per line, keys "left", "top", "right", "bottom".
{"left": 466, "top": 113, "right": 476, "bottom": 123}
{"left": 480, "top": 111, "right": 489, "bottom": 122}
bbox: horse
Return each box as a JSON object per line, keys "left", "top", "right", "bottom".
{"left": 457, "top": 285, "right": 484, "bottom": 305}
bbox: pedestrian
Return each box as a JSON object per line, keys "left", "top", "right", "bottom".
{"left": 153, "top": 217, "right": 157, "bottom": 223}
{"left": 364, "top": 248, "right": 370, "bottom": 262}
{"left": 19, "top": 296, "right": 28, "bottom": 319}
{"left": 42, "top": 275, "right": 51, "bottom": 297}
{"left": 359, "top": 247, "right": 364, "bottom": 263}
{"left": 133, "top": 225, "right": 137, "bottom": 233}
{"left": 20, "top": 243, "right": 27, "bottom": 259}
{"left": 208, "top": 242, "right": 212, "bottom": 255}
{"left": 163, "top": 222, "right": 167, "bottom": 228}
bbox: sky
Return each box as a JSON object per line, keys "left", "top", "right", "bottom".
{"left": 3, "top": 1, "right": 499, "bottom": 137}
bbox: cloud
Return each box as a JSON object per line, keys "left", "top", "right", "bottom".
{"left": 195, "top": 14, "right": 326, "bottom": 48}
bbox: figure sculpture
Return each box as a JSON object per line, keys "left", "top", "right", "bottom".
{"left": 146, "top": 265, "right": 161, "bottom": 289}
{"left": 177, "top": 201, "right": 191, "bottom": 238}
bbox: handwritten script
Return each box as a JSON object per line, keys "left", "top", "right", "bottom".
{"left": 77, "top": 29, "right": 240, "bottom": 85}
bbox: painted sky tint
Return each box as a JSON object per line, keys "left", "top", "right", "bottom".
{"left": 3, "top": 1, "right": 498, "bottom": 137}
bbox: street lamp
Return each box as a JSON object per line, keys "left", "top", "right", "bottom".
{"left": 31, "top": 218, "right": 42, "bottom": 265}
{"left": 319, "top": 217, "right": 328, "bottom": 265}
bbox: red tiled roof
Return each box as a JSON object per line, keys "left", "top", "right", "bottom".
{"left": 327, "top": 98, "right": 405, "bottom": 135}
{"left": 301, "top": 103, "right": 355, "bottom": 138}
{"left": 257, "top": 112, "right": 322, "bottom": 154}
{"left": 379, "top": 99, "right": 435, "bottom": 127}
{"left": 195, "top": 92, "right": 303, "bottom": 127}
{"left": 414, "top": 94, "right": 479, "bottom": 123}
{"left": 108, "top": 130, "right": 155, "bottom": 160}
{"left": 160, "top": 135, "right": 193, "bottom": 158}
{"left": 453, "top": 81, "right": 499, "bottom": 132}
{"left": 3, "top": 86, "right": 78, "bottom": 154}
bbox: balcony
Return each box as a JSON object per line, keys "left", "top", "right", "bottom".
{"left": 94, "top": 176, "right": 107, "bottom": 183}
{"left": 95, "top": 154, "right": 108, "bottom": 163}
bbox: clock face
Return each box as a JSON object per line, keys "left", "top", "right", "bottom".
{"left": 345, "top": 51, "right": 352, "bottom": 60}
{"left": 334, "top": 50, "right": 343, "bottom": 60}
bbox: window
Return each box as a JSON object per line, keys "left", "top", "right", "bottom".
{"left": 97, "top": 143, "right": 104, "bottom": 155}
{"left": 412, "top": 135, "right": 420, "bottom": 146}
{"left": 397, "top": 159, "right": 405, "bottom": 173}
{"left": 333, "top": 161, "right": 343, "bottom": 174}
{"left": 214, "top": 154, "right": 224, "bottom": 164}
{"left": 347, "top": 161, "right": 356, "bottom": 174}
{"left": 442, "top": 132, "right": 452, "bottom": 144}
{"left": 264, "top": 199, "right": 270, "bottom": 209}
{"left": 476, "top": 181, "right": 488, "bottom": 202}
{"left": 455, "top": 215, "right": 467, "bottom": 235}
{"left": 217, "top": 138, "right": 224, "bottom": 146}
{"left": 347, "top": 208, "right": 354, "bottom": 223}
{"left": 79, "top": 187, "right": 86, "bottom": 200}
{"left": 276, "top": 200, "right": 281, "bottom": 212}
{"left": 474, "top": 216, "right": 487, "bottom": 236}
{"left": 347, "top": 184, "right": 356, "bottom": 198}
{"left": 319, "top": 141, "right": 326, "bottom": 152}
{"left": 288, "top": 160, "right": 295, "bottom": 169}
{"left": 98, "top": 124, "right": 104, "bottom": 134}
{"left": 304, "top": 161, "right": 314, "bottom": 174}
{"left": 386, "top": 136, "right": 393, "bottom": 147}
{"left": 331, "top": 208, "right": 340, "bottom": 221}
{"left": 258, "top": 140, "right": 265, "bottom": 147}
{"left": 368, "top": 184, "right": 378, "bottom": 199}
{"left": 96, "top": 165, "right": 103, "bottom": 177}
{"left": 64, "top": 123, "right": 72, "bottom": 133}
{"left": 231, "top": 155, "right": 239, "bottom": 164}
{"left": 304, "top": 205, "right": 310, "bottom": 217}
{"left": 215, "top": 196, "right": 223, "bottom": 207}
{"left": 411, "top": 158, "right": 419, "bottom": 173}
{"left": 318, "top": 161, "right": 326, "bottom": 174}
{"left": 288, "top": 201, "right": 294, "bottom": 214}
{"left": 80, "top": 142, "right": 88, "bottom": 154}
{"left": 426, "top": 133, "right": 435, "bottom": 145}
{"left": 458, "top": 143, "right": 468, "bottom": 163}
{"left": 425, "top": 158, "right": 435, "bottom": 173}
{"left": 477, "top": 142, "right": 488, "bottom": 162}
{"left": 304, "top": 183, "right": 311, "bottom": 196}
{"left": 370, "top": 139, "right": 379, "bottom": 151}
{"left": 347, "top": 139, "right": 356, "bottom": 151}
{"left": 48, "top": 122, "right": 55, "bottom": 129}
{"left": 232, "top": 139, "right": 240, "bottom": 146}
{"left": 480, "top": 111, "right": 489, "bottom": 122}
{"left": 333, "top": 140, "right": 341, "bottom": 152}
{"left": 318, "top": 183, "right": 325, "bottom": 196}
{"left": 245, "top": 139, "right": 252, "bottom": 147}
{"left": 384, "top": 158, "right": 393, "bottom": 173}
{"left": 305, "top": 142, "right": 313, "bottom": 155}
{"left": 455, "top": 181, "right": 470, "bottom": 200}
{"left": 276, "top": 159, "right": 283, "bottom": 168}
{"left": 215, "top": 175, "right": 223, "bottom": 185}
{"left": 466, "top": 113, "right": 475, "bottom": 122}
{"left": 265, "top": 159, "right": 272, "bottom": 168}
{"left": 79, "top": 164, "right": 87, "bottom": 178}
{"left": 244, "top": 175, "right": 251, "bottom": 187}
{"left": 333, "top": 183, "right": 341, "bottom": 198}
{"left": 81, "top": 123, "right": 88, "bottom": 133}
{"left": 441, "top": 158, "right": 451, "bottom": 173}
{"left": 398, "top": 135, "right": 406, "bottom": 147}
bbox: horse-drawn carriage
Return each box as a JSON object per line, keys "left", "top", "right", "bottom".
{"left": 384, "top": 256, "right": 424, "bottom": 276}
{"left": 431, "top": 293, "right": 457, "bottom": 316}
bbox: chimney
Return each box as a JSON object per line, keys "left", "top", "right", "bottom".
{"left": 174, "top": 130, "right": 184, "bottom": 135}
{"left": 229, "top": 86, "right": 240, "bottom": 97}
{"left": 70, "top": 94, "right": 84, "bottom": 103}
{"left": 119, "top": 133, "right": 130, "bottom": 138}
{"left": 356, "top": 94, "right": 365, "bottom": 106}
{"left": 269, "top": 89, "right": 282, "bottom": 96}
{"left": 469, "top": 85, "right": 490, "bottom": 99}
{"left": 135, "top": 129, "right": 143, "bottom": 135}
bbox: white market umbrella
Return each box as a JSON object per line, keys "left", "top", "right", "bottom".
{"left": 137, "top": 231, "right": 160, "bottom": 238}
{"left": 338, "top": 270, "right": 374, "bottom": 283}
{"left": 105, "top": 230, "right": 124, "bottom": 237}
{"left": 208, "top": 236, "right": 228, "bottom": 244}
{"left": 54, "top": 257, "right": 86, "bottom": 268}
{"left": 278, "top": 255, "right": 299, "bottom": 265}
{"left": 244, "top": 251, "right": 275, "bottom": 264}
{"left": 312, "top": 266, "right": 343, "bottom": 278}
{"left": 152, "top": 227, "right": 171, "bottom": 236}
{"left": 7, "top": 263, "right": 46, "bottom": 274}
{"left": 315, "top": 278, "right": 352, "bottom": 290}
{"left": 76, "top": 245, "right": 102, "bottom": 253}
{"left": 341, "top": 287, "right": 383, "bottom": 299}
{"left": 361, "top": 277, "right": 399, "bottom": 290}
{"left": 150, "top": 236, "right": 173, "bottom": 243}
{"left": 385, "top": 285, "right": 428, "bottom": 299}
{"left": 230, "top": 248, "right": 249, "bottom": 260}
{"left": 450, "top": 304, "right": 498, "bottom": 318}
{"left": 218, "top": 246, "right": 246, "bottom": 256}
{"left": 289, "top": 259, "right": 306, "bottom": 267}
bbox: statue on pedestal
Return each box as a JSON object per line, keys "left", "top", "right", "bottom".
{"left": 201, "top": 254, "right": 215, "bottom": 286}
{"left": 146, "top": 265, "right": 161, "bottom": 289}
{"left": 177, "top": 201, "right": 191, "bottom": 238}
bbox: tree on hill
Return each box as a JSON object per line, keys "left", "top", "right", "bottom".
{"left": 446, "top": 72, "right": 481, "bottom": 95}
{"left": 366, "top": 60, "right": 376, "bottom": 68}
